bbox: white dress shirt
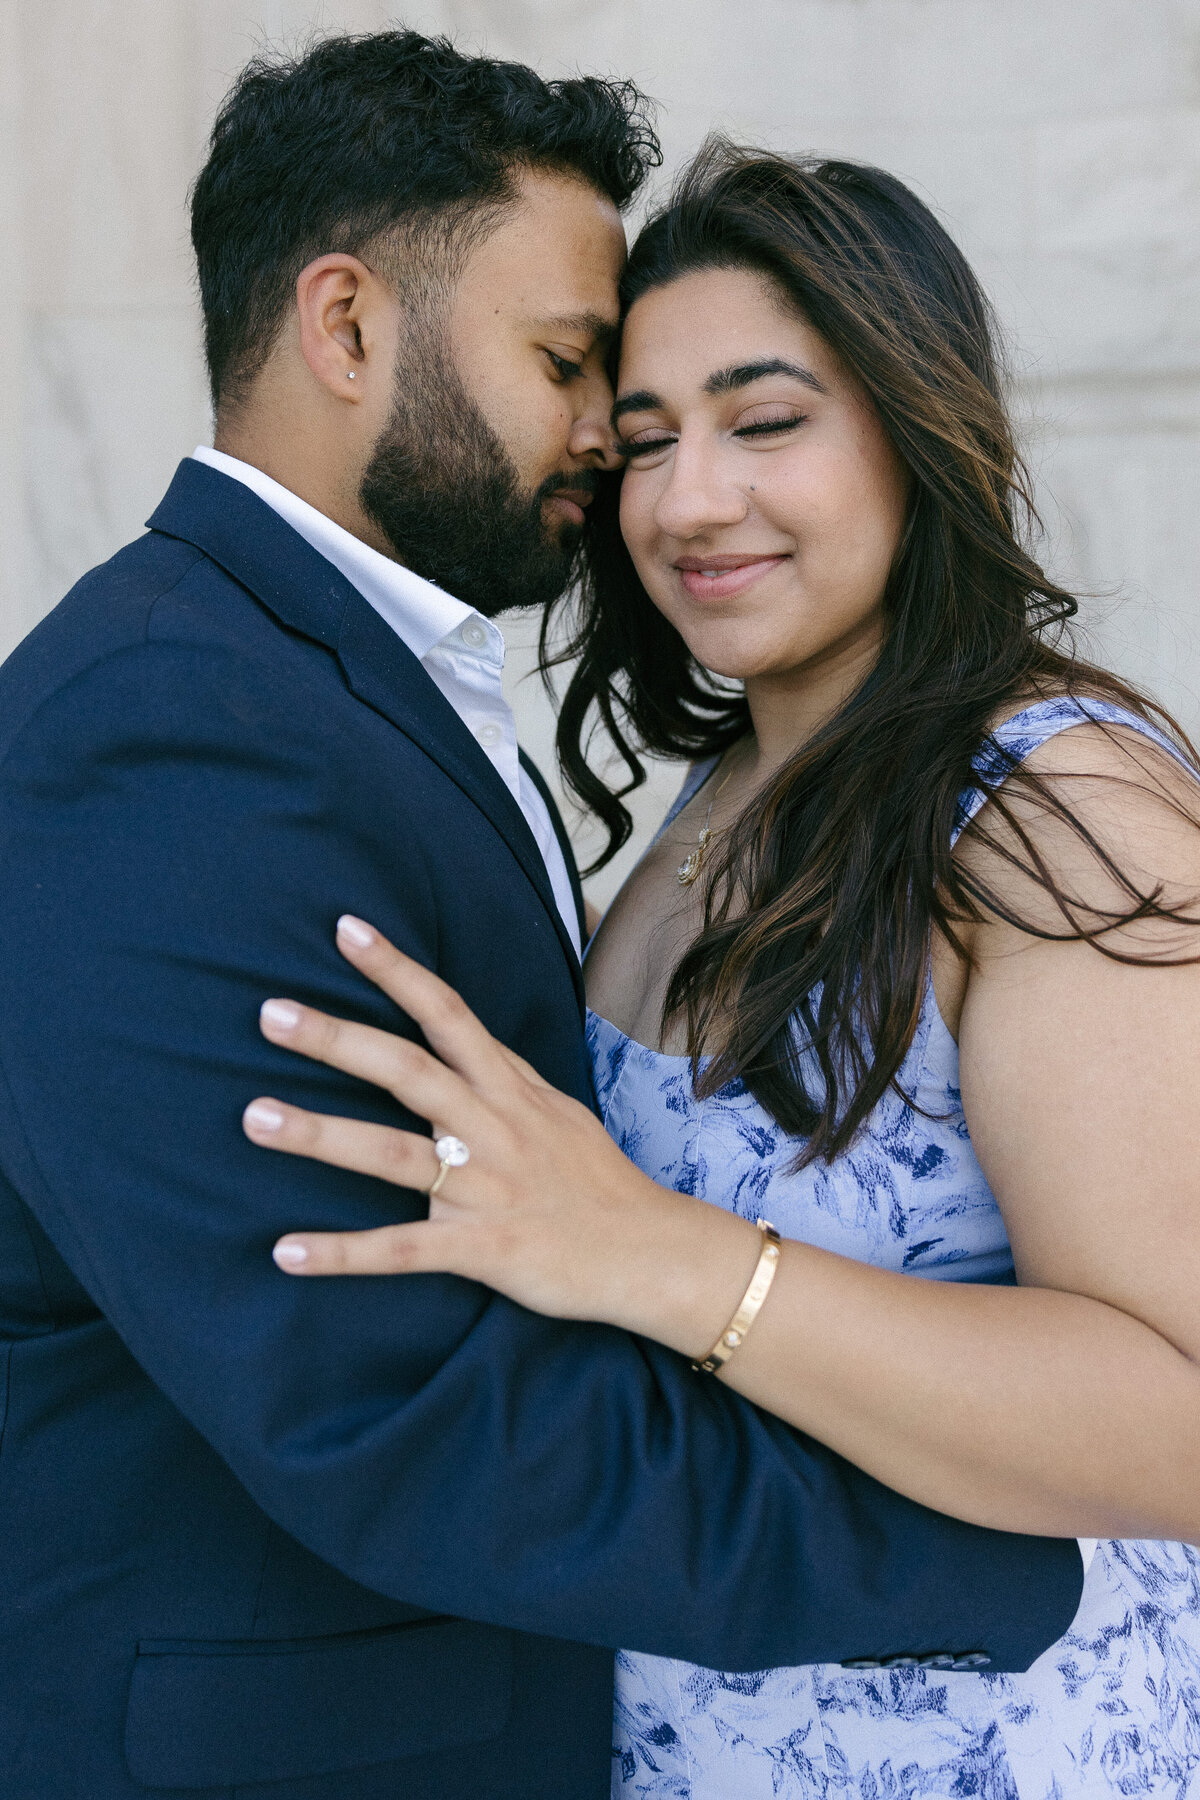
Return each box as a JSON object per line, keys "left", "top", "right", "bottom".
{"left": 191, "top": 447, "right": 580, "bottom": 958}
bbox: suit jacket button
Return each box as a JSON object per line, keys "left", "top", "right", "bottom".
{"left": 840, "top": 1657, "right": 880, "bottom": 1669}
{"left": 950, "top": 1652, "right": 992, "bottom": 1670}
{"left": 918, "top": 1654, "right": 956, "bottom": 1669}
{"left": 881, "top": 1655, "right": 919, "bottom": 1668}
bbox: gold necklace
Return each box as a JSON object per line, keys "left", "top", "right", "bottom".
{"left": 676, "top": 760, "right": 738, "bottom": 887}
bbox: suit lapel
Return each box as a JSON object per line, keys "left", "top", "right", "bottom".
{"left": 148, "top": 460, "right": 584, "bottom": 1006}
{"left": 334, "top": 600, "right": 584, "bottom": 994}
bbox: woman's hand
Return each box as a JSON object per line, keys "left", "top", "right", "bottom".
{"left": 244, "top": 916, "right": 758, "bottom": 1346}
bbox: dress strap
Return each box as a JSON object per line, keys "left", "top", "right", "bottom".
{"left": 952, "top": 696, "right": 1197, "bottom": 847}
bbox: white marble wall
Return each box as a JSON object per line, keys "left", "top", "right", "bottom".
{"left": 6, "top": 1, "right": 1200, "bottom": 896}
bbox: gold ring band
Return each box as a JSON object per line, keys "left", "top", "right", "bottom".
{"left": 427, "top": 1133, "right": 470, "bottom": 1199}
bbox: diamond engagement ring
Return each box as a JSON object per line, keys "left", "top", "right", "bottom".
{"left": 428, "top": 1134, "right": 470, "bottom": 1198}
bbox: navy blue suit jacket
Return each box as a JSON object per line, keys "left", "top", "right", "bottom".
{"left": 0, "top": 460, "right": 1083, "bottom": 1798}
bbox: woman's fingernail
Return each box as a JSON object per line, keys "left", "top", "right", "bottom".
{"left": 337, "top": 915, "right": 375, "bottom": 948}
{"left": 245, "top": 1101, "right": 285, "bottom": 1132}
{"left": 261, "top": 999, "right": 301, "bottom": 1030}
{"left": 273, "top": 1240, "right": 309, "bottom": 1269}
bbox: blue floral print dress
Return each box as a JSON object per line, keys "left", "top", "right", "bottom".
{"left": 591, "top": 698, "right": 1200, "bottom": 1800}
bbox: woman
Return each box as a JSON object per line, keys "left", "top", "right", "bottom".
{"left": 244, "top": 145, "right": 1200, "bottom": 1795}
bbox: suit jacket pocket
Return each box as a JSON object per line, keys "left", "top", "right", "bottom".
{"left": 124, "top": 1615, "right": 514, "bottom": 1790}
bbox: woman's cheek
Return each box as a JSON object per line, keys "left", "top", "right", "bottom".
{"left": 618, "top": 473, "right": 667, "bottom": 600}
{"left": 617, "top": 466, "right": 646, "bottom": 545}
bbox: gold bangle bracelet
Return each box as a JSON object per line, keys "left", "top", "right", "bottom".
{"left": 692, "top": 1218, "right": 782, "bottom": 1375}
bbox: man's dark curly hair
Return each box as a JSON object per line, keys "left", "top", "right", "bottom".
{"left": 190, "top": 29, "right": 660, "bottom": 408}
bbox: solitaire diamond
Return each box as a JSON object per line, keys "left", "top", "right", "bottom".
{"left": 434, "top": 1135, "right": 470, "bottom": 1168}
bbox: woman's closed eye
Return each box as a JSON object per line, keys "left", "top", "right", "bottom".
{"left": 619, "top": 430, "right": 678, "bottom": 458}
{"left": 618, "top": 407, "right": 809, "bottom": 459}
{"left": 734, "top": 410, "right": 808, "bottom": 439}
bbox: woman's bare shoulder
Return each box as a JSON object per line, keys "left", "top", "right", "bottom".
{"left": 962, "top": 690, "right": 1200, "bottom": 949}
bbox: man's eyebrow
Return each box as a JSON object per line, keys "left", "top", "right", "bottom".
{"left": 704, "top": 358, "right": 828, "bottom": 396}
{"left": 535, "top": 310, "right": 619, "bottom": 348}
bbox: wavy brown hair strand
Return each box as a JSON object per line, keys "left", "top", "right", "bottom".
{"left": 544, "top": 141, "right": 1200, "bottom": 1164}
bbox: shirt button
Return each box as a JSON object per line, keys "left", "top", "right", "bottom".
{"left": 475, "top": 722, "right": 503, "bottom": 748}
{"left": 461, "top": 621, "right": 488, "bottom": 649}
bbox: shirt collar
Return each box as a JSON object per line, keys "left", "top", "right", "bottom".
{"left": 190, "top": 446, "right": 501, "bottom": 666}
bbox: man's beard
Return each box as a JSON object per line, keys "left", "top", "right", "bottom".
{"left": 360, "top": 327, "right": 593, "bottom": 618}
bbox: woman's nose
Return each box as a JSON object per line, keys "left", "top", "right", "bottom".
{"left": 654, "top": 444, "right": 748, "bottom": 539}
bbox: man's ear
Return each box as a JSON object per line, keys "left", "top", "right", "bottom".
{"left": 294, "top": 253, "right": 394, "bottom": 401}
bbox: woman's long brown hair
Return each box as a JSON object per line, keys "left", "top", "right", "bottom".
{"left": 543, "top": 142, "right": 1200, "bottom": 1165}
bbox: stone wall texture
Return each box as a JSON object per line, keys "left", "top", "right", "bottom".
{"left": 6, "top": 1, "right": 1200, "bottom": 895}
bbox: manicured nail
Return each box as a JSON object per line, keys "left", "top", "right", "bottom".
{"left": 261, "top": 999, "right": 301, "bottom": 1030}
{"left": 337, "top": 915, "right": 375, "bottom": 948}
{"left": 273, "top": 1240, "right": 309, "bottom": 1269}
{"left": 244, "top": 1101, "right": 285, "bottom": 1132}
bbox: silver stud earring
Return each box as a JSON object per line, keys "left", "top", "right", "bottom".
{"left": 346, "top": 370, "right": 357, "bottom": 380}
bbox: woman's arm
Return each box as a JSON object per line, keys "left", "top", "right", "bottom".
{"left": 716, "top": 907, "right": 1200, "bottom": 1540}
{"left": 250, "top": 731, "right": 1200, "bottom": 1544}
{"left": 711, "top": 725, "right": 1200, "bottom": 1541}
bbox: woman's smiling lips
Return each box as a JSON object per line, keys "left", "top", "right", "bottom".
{"left": 674, "top": 552, "right": 790, "bottom": 601}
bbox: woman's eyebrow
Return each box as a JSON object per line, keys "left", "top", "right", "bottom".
{"left": 704, "top": 357, "right": 827, "bottom": 396}
{"left": 613, "top": 358, "right": 828, "bottom": 424}
{"left": 612, "top": 389, "right": 661, "bottom": 424}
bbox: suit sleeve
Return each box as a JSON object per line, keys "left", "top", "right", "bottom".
{"left": 0, "top": 639, "right": 1084, "bottom": 1672}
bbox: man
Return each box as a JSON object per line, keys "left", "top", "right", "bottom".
{"left": 0, "top": 32, "right": 1083, "bottom": 1800}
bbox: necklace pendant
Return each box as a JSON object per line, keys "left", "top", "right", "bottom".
{"left": 676, "top": 825, "right": 712, "bottom": 887}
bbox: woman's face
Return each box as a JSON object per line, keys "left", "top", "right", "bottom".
{"left": 615, "top": 266, "right": 910, "bottom": 688}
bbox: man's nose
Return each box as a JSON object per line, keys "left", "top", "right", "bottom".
{"left": 567, "top": 374, "right": 624, "bottom": 473}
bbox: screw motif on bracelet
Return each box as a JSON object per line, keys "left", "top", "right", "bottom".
{"left": 693, "top": 1219, "right": 783, "bottom": 1375}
